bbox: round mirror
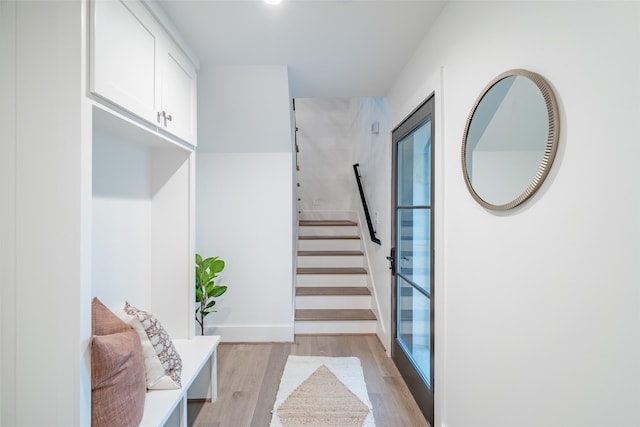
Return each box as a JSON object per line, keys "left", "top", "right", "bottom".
{"left": 461, "top": 69, "right": 559, "bottom": 210}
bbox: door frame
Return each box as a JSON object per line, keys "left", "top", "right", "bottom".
{"left": 391, "top": 93, "right": 436, "bottom": 425}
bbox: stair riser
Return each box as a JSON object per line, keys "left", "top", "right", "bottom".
{"left": 298, "top": 239, "right": 361, "bottom": 251}
{"left": 299, "top": 212, "right": 358, "bottom": 221}
{"left": 297, "top": 255, "right": 364, "bottom": 268}
{"left": 295, "top": 320, "right": 377, "bottom": 334}
{"left": 299, "top": 226, "right": 359, "bottom": 237}
{"left": 295, "top": 295, "right": 371, "bottom": 309}
{"left": 296, "top": 274, "right": 367, "bottom": 287}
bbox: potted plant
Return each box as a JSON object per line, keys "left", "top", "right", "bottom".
{"left": 195, "top": 253, "right": 228, "bottom": 335}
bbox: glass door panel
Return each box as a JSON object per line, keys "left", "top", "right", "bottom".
{"left": 397, "top": 208, "right": 431, "bottom": 295}
{"left": 391, "top": 95, "right": 435, "bottom": 425}
{"left": 397, "top": 276, "right": 431, "bottom": 385}
{"left": 397, "top": 121, "right": 432, "bottom": 207}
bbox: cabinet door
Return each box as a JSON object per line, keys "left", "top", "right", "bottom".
{"left": 160, "top": 43, "right": 197, "bottom": 144}
{"left": 91, "top": 0, "right": 159, "bottom": 124}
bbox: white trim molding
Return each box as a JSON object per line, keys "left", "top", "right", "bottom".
{"left": 204, "top": 324, "right": 294, "bottom": 343}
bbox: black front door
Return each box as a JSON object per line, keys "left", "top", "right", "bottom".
{"left": 391, "top": 95, "right": 435, "bottom": 425}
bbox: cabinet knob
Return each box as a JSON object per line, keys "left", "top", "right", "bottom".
{"left": 158, "top": 111, "right": 173, "bottom": 127}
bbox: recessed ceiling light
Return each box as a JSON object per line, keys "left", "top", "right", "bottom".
{"left": 265, "top": 0, "right": 283, "bottom": 5}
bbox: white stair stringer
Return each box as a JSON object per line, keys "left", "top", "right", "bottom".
{"left": 354, "top": 210, "right": 386, "bottom": 344}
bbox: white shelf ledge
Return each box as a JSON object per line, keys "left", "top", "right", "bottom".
{"left": 139, "top": 335, "right": 221, "bottom": 427}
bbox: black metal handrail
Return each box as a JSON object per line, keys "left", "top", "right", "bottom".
{"left": 353, "top": 163, "right": 381, "bottom": 245}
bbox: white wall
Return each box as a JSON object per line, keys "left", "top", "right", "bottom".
{"left": 350, "top": 97, "right": 394, "bottom": 349}
{"left": 196, "top": 65, "right": 294, "bottom": 341}
{"left": 197, "top": 152, "right": 294, "bottom": 340}
{"left": 382, "top": 2, "right": 640, "bottom": 426}
{"left": 92, "top": 132, "right": 152, "bottom": 309}
{"left": 0, "top": 2, "right": 17, "bottom": 425}
{"left": 1, "top": 1, "right": 93, "bottom": 425}
{"left": 198, "top": 65, "right": 292, "bottom": 153}
{"left": 295, "top": 98, "right": 357, "bottom": 212}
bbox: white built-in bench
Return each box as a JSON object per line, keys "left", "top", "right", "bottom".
{"left": 139, "top": 335, "right": 221, "bottom": 427}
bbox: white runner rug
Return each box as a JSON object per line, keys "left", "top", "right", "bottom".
{"left": 270, "top": 355, "right": 376, "bottom": 427}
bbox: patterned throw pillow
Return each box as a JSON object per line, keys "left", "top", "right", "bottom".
{"left": 122, "top": 302, "right": 182, "bottom": 389}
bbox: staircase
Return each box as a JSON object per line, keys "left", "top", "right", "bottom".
{"left": 295, "top": 219, "right": 377, "bottom": 334}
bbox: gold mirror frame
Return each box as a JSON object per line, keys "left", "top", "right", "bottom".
{"left": 461, "top": 69, "right": 560, "bottom": 211}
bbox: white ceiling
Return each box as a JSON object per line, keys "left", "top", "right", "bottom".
{"left": 156, "top": 0, "right": 446, "bottom": 98}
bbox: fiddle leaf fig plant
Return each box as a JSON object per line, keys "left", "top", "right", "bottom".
{"left": 195, "top": 253, "right": 228, "bottom": 335}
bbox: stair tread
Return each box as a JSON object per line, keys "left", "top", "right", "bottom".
{"left": 298, "top": 250, "right": 364, "bottom": 256}
{"left": 296, "top": 286, "right": 371, "bottom": 296}
{"left": 298, "top": 235, "right": 360, "bottom": 240}
{"left": 295, "top": 309, "right": 377, "bottom": 321}
{"left": 299, "top": 220, "right": 358, "bottom": 226}
{"left": 297, "top": 267, "right": 367, "bottom": 275}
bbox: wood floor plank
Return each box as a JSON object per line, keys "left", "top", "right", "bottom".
{"left": 191, "top": 344, "right": 271, "bottom": 427}
{"left": 384, "top": 375, "right": 430, "bottom": 426}
{"left": 249, "top": 344, "right": 291, "bottom": 427}
{"left": 187, "top": 335, "right": 429, "bottom": 427}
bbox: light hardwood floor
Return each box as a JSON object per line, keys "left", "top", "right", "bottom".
{"left": 187, "top": 334, "right": 429, "bottom": 427}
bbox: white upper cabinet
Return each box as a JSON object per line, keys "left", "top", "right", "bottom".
{"left": 159, "top": 44, "right": 197, "bottom": 143}
{"left": 91, "top": 0, "right": 158, "bottom": 123}
{"left": 90, "top": 0, "right": 197, "bottom": 145}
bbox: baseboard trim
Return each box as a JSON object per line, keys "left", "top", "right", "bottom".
{"left": 295, "top": 332, "right": 376, "bottom": 336}
{"left": 204, "top": 324, "right": 294, "bottom": 342}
